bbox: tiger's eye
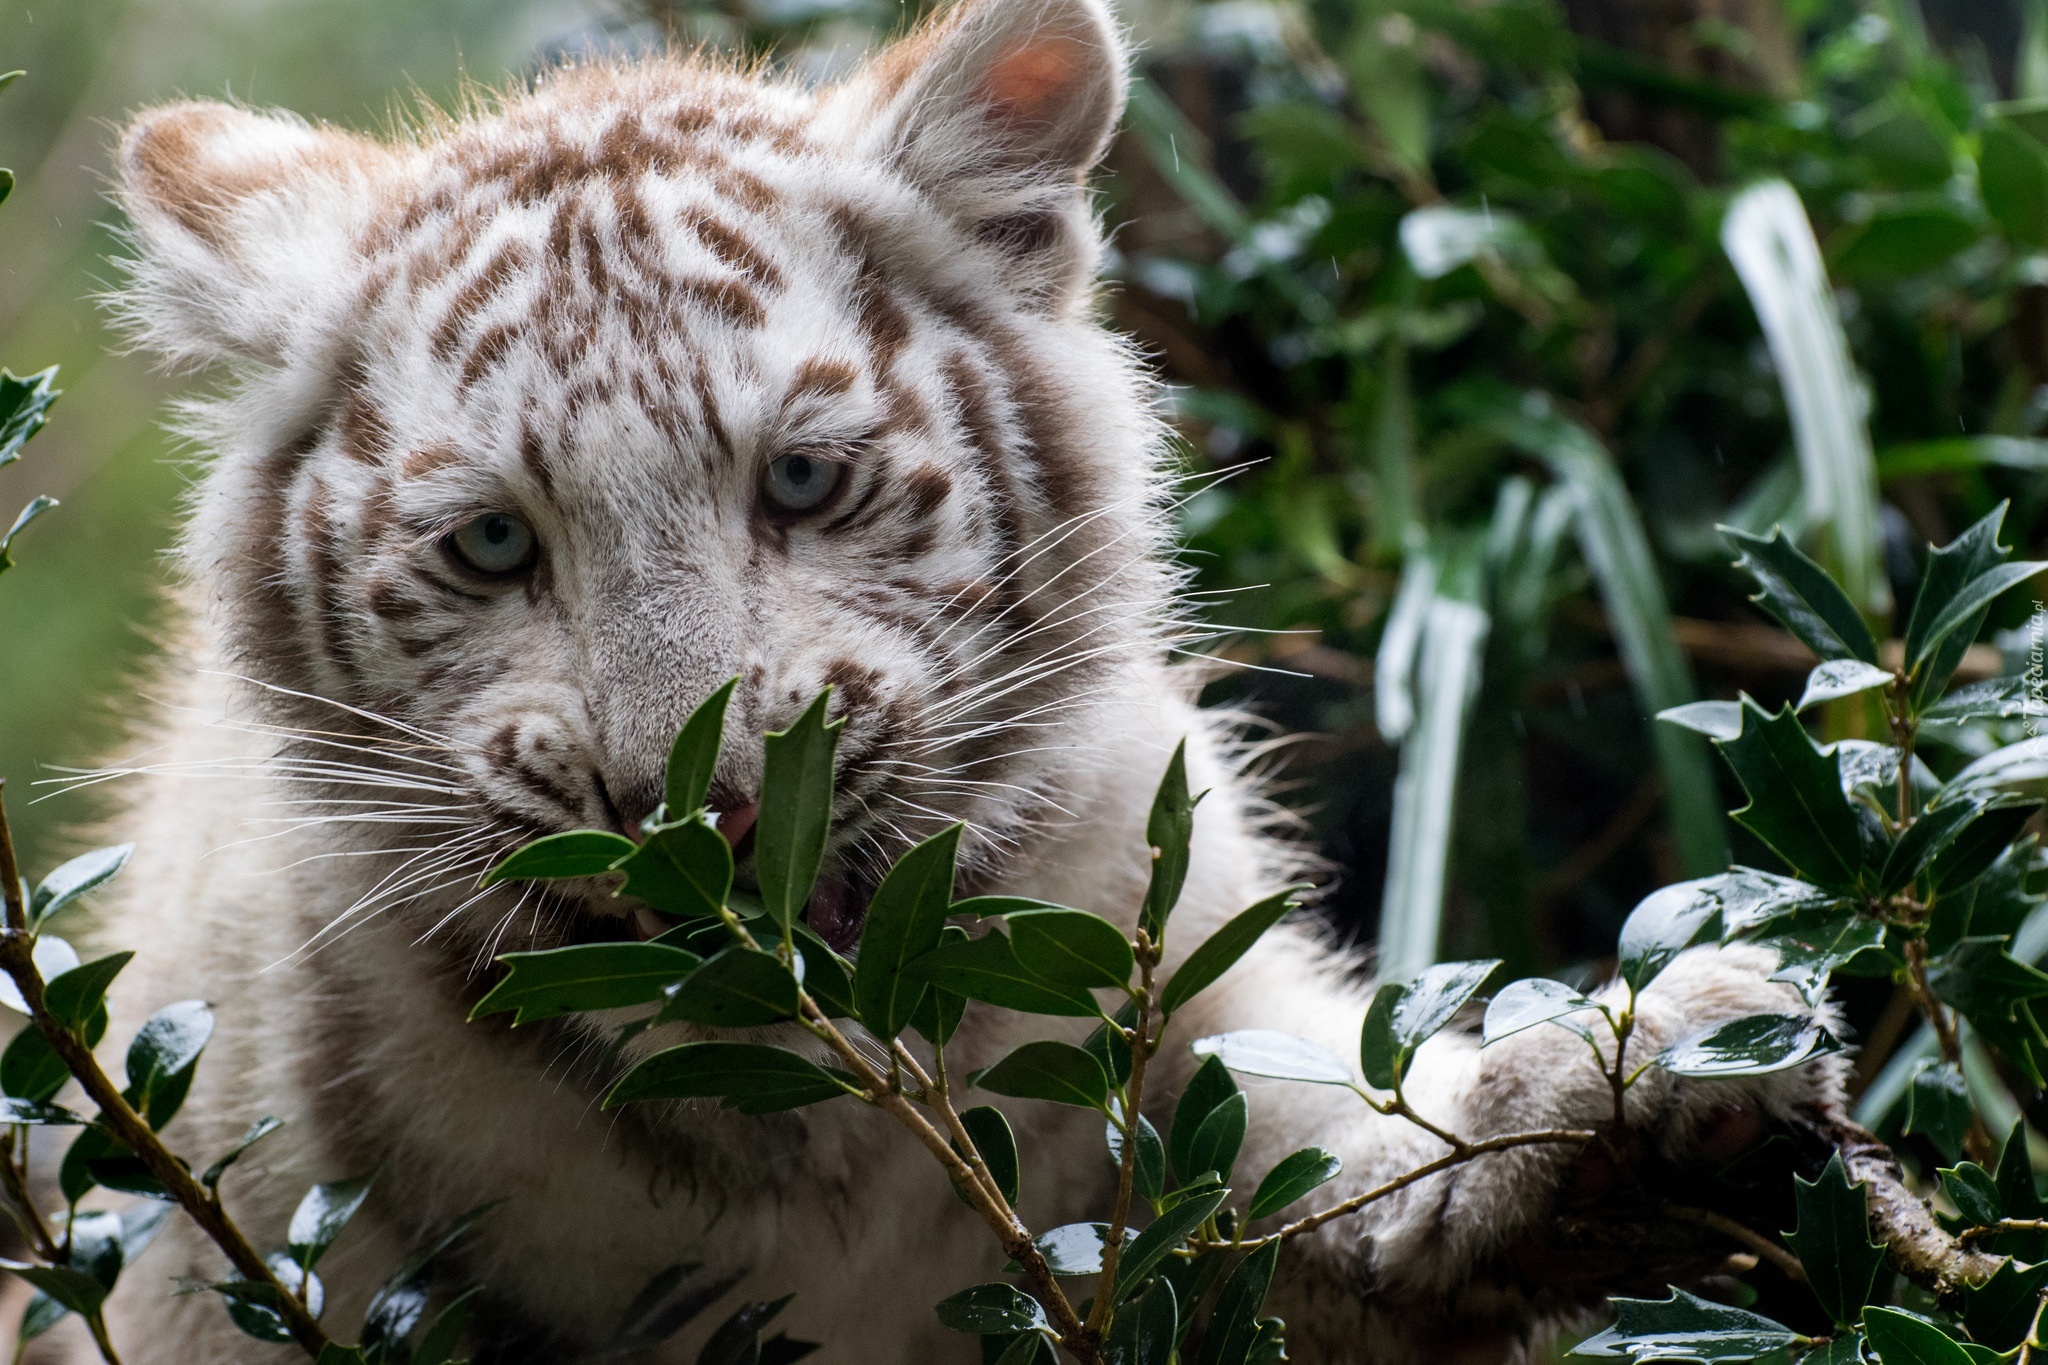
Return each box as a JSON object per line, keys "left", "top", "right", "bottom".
{"left": 762, "top": 452, "right": 845, "bottom": 514}
{"left": 448, "top": 512, "right": 537, "bottom": 576}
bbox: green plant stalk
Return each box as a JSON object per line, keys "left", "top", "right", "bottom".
{"left": 0, "top": 784, "right": 332, "bottom": 1359}
{"left": 1189, "top": 1126, "right": 1594, "bottom": 1254}
{"left": 0, "top": 1127, "right": 58, "bottom": 1261}
{"left": 710, "top": 890, "right": 1094, "bottom": 1359}
{"left": 1084, "top": 932, "right": 1159, "bottom": 1343}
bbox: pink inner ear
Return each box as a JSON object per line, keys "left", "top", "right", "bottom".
{"left": 979, "top": 39, "right": 1086, "bottom": 124}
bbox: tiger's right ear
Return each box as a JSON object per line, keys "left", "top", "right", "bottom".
{"left": 115, "top": 102, "right": 392, "bottom": 367}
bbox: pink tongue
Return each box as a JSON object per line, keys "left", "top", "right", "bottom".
{"left": 714, "top": 801, "right": 759, "bottom": 855}
{"left": 808, "top": 880, "right": 864, "bottom": 952}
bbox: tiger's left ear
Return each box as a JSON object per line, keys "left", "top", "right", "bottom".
{"left": 842, "top": 0, "right": 1128, "bottom": 308}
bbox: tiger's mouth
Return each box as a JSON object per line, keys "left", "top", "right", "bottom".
{"left": 606, "top": 800, "right": 876, "bottom": 953}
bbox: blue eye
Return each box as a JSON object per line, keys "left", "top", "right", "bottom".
{"left": 448, "top": 512, "right": 537, "bottom": 576}
{"left": 763, "top": 452, "right": 845, "bottom": 513}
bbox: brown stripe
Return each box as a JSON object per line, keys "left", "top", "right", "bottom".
{"left": 430, "top": 240, "right": 530, "bottom": 362}
{"left": 683, "top": 211, "right": 784, "bottom": 290}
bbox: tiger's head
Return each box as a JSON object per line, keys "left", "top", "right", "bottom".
{"left": 113, "top": 0, "right": 1180, "bottom": 959}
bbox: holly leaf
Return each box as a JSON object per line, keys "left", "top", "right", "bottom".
{"left": 1783, "top": 1152, "right": 1885, "bottom": 1328}
{"left": 1712, "top": 701, "right": 1865, "bottom": 891}
{"left": 1722, "top": 525, "right": 1879, "bottom": 664}
{"left": 1568, "top": 1287, "right": 1800, "bottom": 1361}
{"left": 1655, "top": 1014, "right": 1841, "bottom": 1077}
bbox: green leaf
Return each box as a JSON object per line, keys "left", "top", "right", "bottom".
{"left": 1961, "top": 1257, "right": 2048, "bottom": 1351}
{"left": 1193, "top": 1239, "right": 1279, "bottom": 1365}
{"left": 1656, "top": 1013, "right": 1840, "bottom": 1078}
{"left": 1191, "top": 1031, "right": 1353, "bottom": 1086}
{"left": 656, "top": 945, "right": 799, "bottom": 1028}
{"left": 1983, "top": 121, "right": 2048, "bottom": 246}
{"left": 0, "top": 1262, "right": 104, "bottom": 1319}
{"left": 972, "top": 1042, "right": 1110, "bottom": 1111}
{"left": 289, "top": 1173, "right": 374, "bottom": 1271}
{"left": 28, "top": 844, "right": 131, "bottom": 925}
{"left": 1029, "top": 1222, "right": 1115, "bottom": 1276}
{"left": 1567, "top": 1286, "right": 1801, "bottom": 1361}
{"left": 1247, "top": 1148, "right": 1341, "bottom": 1221}
{"left": 482, "top": 830, "right": 636, "bottom": 885}
{"left": 756, "top": 689, "right": 844, "bottom": 939}
{"left": 1939, "top": 1161, "right": 2003, "bottom": 1229}
{"left": 1007, "top": 908, "right": 1133, "bottom": 991}
{"left": 616, "top": 816, "right": 732, "bottom": 921}
{"left": 414, "top": 1286, "right": 482, "bottom": 1365}
{"left": 1087, "top": 1003, "right": 1137, "bottom": 1087}
{"left": 1106, "top": 1103, "right": 1165, "bottom": 1204}
{"left": 1656, "top": 701, "right": 1744, "bottom": 741}
{"left": 1481, "top": 978, "right": 1600, "bottom": 1046}
{"left": 17, "top": 1289, "right": 66, "bottom": 1344}
{"left": 0, "top": 935, "right": 76, "bottom": 1014}
{"left": 1860, "top": 1306, "right": 1977, "bottom": 1365}
{"left": 1619, "top": 882, "right": 1726, "bottom": 992}
{"left": 1141, "top": 740, "right": 1197, "bottom": 941}
{"left": 961, "top": 1106, "right": 1020, "bottom": 1206}
{"left": 1922, "top": 677, "right": 2033, "bottom": 724}
{"left": 0, "top": 368, "right": 59, "bottom": 471}
{"left": 471, "top": 943, "right": 702, "bottom": 1025}
{"left": 1904, "top": 505, "right": 2020, "bottom": 703}
{"left": 0, "top": 1097, "right": 84, "bottom": 1125}
{"left": 1927, "top": 936, "right": 2048, "bottom": 1021}
{"left": 43, "top": 953, "right": 133, "bottom": 1032}
{"left": 935, "top": 1283, "right": 1048, "bottom": 1336}
{"left": 605, "top": 1042, "right": 855, "bottom": 1113}
{"left": 1170, "top": 1056, "right": 1237, "bottom": 1186}
{"left": 1369, "top": 959, "right": 1499, "bottom": 1087}
{"left": 667, "top": 678, "right": 737, "bottom": 817}
{"left": 696, "top": 1295, "right": 799, "bottom": 1365}
{"left": 360, "top": 1203, "right": 498, "bottom": 1358}
{"left": 1883, "top": 800, "right": 1997, "bottom": 894}
{"left": 1721, "top": 525, "right": 1880, "bottom": 664}
{"left": 855, "top": 824, "right": 963, "bottom": 1039}
{"left": 1783, "top": 1152, "right": 1884, "bottom": 1328}
{"left": 1753, "top": 911, "right": 1885, "bottom": 1006}
{"left": 1359, "top": 982, "right": 1404, "bottom": 1090}
{"left": 0, "top": 495, "right": 55, "bottom": 569}
{"left": 908, "top": 925, "right": 970, "bottom": 1047}
{"left": 1115, "top": 1187, "right": 1229, "bottom": 1296}
{"left": 1103, "top": 1277, "right": 1176, "bottom": 1365}
{"left": 951, "top": 897, "right": 1072, "bottom": 919}
{"left": 905, "top": 928, "right": 1098, "bottom": 1019}
{"left": 1160, "top": 892, "right": 1297, "bottom": 1019}
{"left": 1185, "top": 1091, "right": 1247, "bottom": 1185}
{"left": 125, "top": 999, "right": 212, "bottom": 1125}
{"left": 1926, "top": 801, "right": 2045, "bottom": 894}
{"left": 1797, "top": 660, "right": 1894, "bottom": 712}
{"left": 1713, "top": 701, "right": 1864, "bottom": 891}
{"left": 2, "top": 1004, "right": 102, "bottom": 1103}
{"left": 1912, "top": 552, "right": 2047, "bottom": 672}
{"left": 201, "top": 1116, "right": 285, "bottom": 1191}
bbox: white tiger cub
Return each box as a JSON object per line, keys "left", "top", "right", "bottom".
{"left": 64, "top": 0, "right": 1845, "bottom": 1359}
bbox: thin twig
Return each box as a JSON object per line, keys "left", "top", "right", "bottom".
{"left": 0, "top": 794, "right": 329, "bottom": 1357}
{"left": 1087, "top": 935, "right": 1159, "bottom": 1342}
{"left": 1192, "top": 1128, "right": 1596, "bottom": 1252}
{"left": 1958, "top": 1218, "right": 2048, "bottom": 1247}
{"left": 1666, "top": 1204, "right": 1807, "bottom": 1282}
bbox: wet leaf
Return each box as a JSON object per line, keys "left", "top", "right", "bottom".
{"left": 1192, "top": 1031, "right": 1353, "bottom": 1086}
{"left": 1722, "top": 526, "right": 1878, "bottom": 664}
{"left": 960, "top": 1105, "right": 1020, "bottom": 1206}
{"left": 1712, "top": 701, "right": 1864, "bottom": 891}
{"left": 934, "top": 1283, "right": 1048, "bottom": 1336}
{"left": 1006, "top": 908, "right": 1133, "bottom": 991}
{"left": 1103, "top": 1276, "right": 1176, "bottom": 1365}
{"left": 1115, "top": 1187, "right": 1228, "bottom": 1296}
{"left": 289, "top": 1173, "right": 374, "bottom": 1271}
{"left": 905, "top": 927, "right": 1098, "bottom": 1019}
{"left": 1193, "top": 1239, "right": 1279, "bottom": 1365}
{"left": 28, "top": 844, "right": 130, "bottom": 926}
{"left": 1903, "top": 1060, "right": 1971, "bottom": 1162}
{"left": 1655, "top": 1013, "right": 1840, "bottom": 1077}
{"left": 1481, "top": 978, "right": 1600, "bottom": 1046}
{"left": 1860, "top": 1306, "right": 1976, "bottom": 1365}
{"left": 616, "top": 816, "right": 733, "bottom": 921}
{"left": 1567, "top": 1286, "right": 1800, "bottom": 1361}
{"left": 1797, "top": 659, "right": 1893, "bottom": 712}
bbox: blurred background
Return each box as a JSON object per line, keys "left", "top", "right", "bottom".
{"left": 5, "top": 0, "right": 2048, "bottom": 1051}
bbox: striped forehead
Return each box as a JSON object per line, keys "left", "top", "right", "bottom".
{"left": 338, "top": 95, "right": 946, "bottom": 487}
